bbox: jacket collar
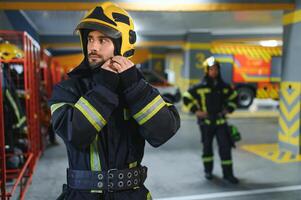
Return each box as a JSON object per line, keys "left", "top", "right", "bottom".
{"left": 67, "top": 59, "right": 92, "bottom": 78}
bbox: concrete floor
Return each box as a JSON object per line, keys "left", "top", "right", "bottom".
{"left": 25, "top": 109, "right": 301, "bottom": 200}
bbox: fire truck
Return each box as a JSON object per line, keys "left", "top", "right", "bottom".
{"left": 211, "top": 43, "right": 282, "bottom": 108}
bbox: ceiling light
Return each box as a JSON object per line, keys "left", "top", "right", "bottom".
{"left": 259, "top": 40, "right": 282, "bottom": 47}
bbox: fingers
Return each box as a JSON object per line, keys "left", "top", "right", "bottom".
{"left": 101, "top": 58, "right": 118, "bottom": 73}
{"left": 111, "top": 56, "right": 134, "bottom": 73}
{"left": 101, "top": 56, "right": 134, "bottom": 73}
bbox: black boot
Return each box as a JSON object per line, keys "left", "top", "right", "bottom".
{"left": 205, "top": 172, "right": 213, "bottom": 180}
{"left": 203, "top": 158, "right": 214, "bottom": 180}
{"left": 222, "top": 164, "right": 239, "bottom": 184}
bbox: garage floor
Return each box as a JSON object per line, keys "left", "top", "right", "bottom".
{"left": 26, "top": 107, "right": 301, "bottom": 200}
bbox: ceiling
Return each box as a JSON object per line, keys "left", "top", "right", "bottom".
{"left": 2, "top": 0, "right": 291, "bottom": 53}
{"left": 23, "top": 10, "right": 283, "bottom": 37}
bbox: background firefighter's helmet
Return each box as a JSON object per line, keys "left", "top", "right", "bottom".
{"left": 75, "top": 2, "right": 136, "bottom": 58}
{"left": 202, "top": 56, "right": 220, "bottom": 73}
{"left": 0, "top": 40, "right": 24, "bottom": 61}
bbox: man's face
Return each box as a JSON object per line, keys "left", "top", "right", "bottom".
{"left": 87, "top": 30, "right": 115, "bottom": 69}
{"left": 208, "top": 64, "right": 219, "bottom": 79}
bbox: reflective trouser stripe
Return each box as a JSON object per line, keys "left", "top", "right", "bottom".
{"left": 133, "top": 95, "right": 166, "bottom": 125}
{"left": 147, "top": 192, "right": 152, "bottom": 200}
{"left": 90, "top": 135, "right": 102, "bottom": 193}
{"left": 204, "top": 119, "right": 226, "bottom": 125}
{"left": 216, "top": 119, "right": 226, "bottom": 125}
{"left": 228, "top": 91, "right": 238, "bottom": 100}
{"left": 228, "top": 102, "right": 237, "bottom": 109}
{"left": 203, "top": 156, "right": 214, "bottom": 163}
{"left": 75, "top": 97, "right": 106, "bottom": 132}
{"left": 221, "top": 160, "right": 232, "bottom": 165}
{"left": 204, "top": 119, "right": 211, "bottom": 125}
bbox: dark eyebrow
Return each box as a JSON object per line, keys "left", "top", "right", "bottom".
{"left": 97, "top": 36, "right": 111, "bottom": 40}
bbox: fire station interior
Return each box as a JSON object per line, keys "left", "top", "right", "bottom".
{"left": 1, "top": 0, "right": 301, "bottom": 200}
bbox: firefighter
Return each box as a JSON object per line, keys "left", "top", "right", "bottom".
{"left": 183, "top": 56, "right": 239, "bottom": 184}
{"left": 48, "top": 2, "right": 180, "bottom": 200}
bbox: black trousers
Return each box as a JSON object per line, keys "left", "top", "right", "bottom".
{"left": 199, "top": 124, "right": 233, "bottom": 175}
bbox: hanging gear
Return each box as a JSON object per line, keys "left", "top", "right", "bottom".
{"left": 75, "top": 2, "right": 136, "bottom": 57}
{"left": 227, "top": 124, "right": 241, "bottom": 148}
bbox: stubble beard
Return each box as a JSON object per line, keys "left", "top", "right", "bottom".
{"left": 88, "top": 53, "right": 105, "bottom": 70}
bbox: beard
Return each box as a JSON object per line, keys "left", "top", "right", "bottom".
{"left": 88, "top": 53, "right": 105, "bottom": 70}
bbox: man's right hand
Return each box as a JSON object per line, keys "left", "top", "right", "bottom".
{"left": 195, "top": 110, "right": 208, "bottom": 118}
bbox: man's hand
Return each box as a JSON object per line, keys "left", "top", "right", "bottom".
{"left": 195, "top": 110, "right": 208, "bottom": 118}
{"left": 111, "top": 56, "right": 134, "bottom": 73}
{"left": 101, "top": 58, "right": 118, "bottom": 73}
{"left": 101, "top": 56, "right": 134, "bottom": 73}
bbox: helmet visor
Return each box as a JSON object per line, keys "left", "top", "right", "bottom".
{"left": 75, "top": 22, "right": 121, "bottom": 39}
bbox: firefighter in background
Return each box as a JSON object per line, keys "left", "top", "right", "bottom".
{"left": 183, "top": 56, "right": 239, "bottom": 184}
{"left": 48, "top": 2, "right": 180, "bottom": 200}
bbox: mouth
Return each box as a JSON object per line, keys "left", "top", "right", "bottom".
{"left": 89, "top": 55, "right": 101, "bottom": 59}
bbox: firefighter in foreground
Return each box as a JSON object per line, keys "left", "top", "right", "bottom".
{"left": 183, "top": 56, "right": 239, "bottom": 184}
{"left": 48, "top": 2, "right": 180, "bottom": 199}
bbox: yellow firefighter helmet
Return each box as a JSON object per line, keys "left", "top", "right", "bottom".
{"left": 75, "top": 2, "right": 136, "bottom": 58}
{"left": 0, "top": 41, "right": 24, "bottom": 62}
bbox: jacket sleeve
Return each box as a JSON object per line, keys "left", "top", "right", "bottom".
{"left": 223, "top": 86, "right": 238, "bottom": 113}
{"left": 48, "top": 78, "right": 119, "bottom": 148}
{"left": 119, "top": 67, "right": 180, "bottom": 147}
{"left": 182, "top": 86, "right": 199, "bottom": 114}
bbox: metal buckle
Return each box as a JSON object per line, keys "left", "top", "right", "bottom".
{"left": 107, "top": 168, "right": 117, "bottom": 192}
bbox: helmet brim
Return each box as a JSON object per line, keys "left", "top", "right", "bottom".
{"left": 75, "top": 22, "right": 121, "bottom": 39}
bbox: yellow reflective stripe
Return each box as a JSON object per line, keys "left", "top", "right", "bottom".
{"left": 221, "top": 160, "right": 232, "bottom": 165}
{"left": 90, "top": 135, "right": 103, "bottom": 193}
{"left": 75, "top": 97, "right": 106, "bottom": 132}
{"left": 140, "top": 100, "right": 165, "bottom": 125}
{"left": 228, "top": 91, "right": 238, "bottom": 100}
{"left": 123, "top": 108, "right": 131, "bottom": 120}
{"left": 183, "top": 91, "right": 198, "bottom": 110}
{"left": 183, "top": 91, "right": 194, "bottom": 100}
{"left": 166, "top": 102, "right": 173, "bottom": 107}
{"left": 216, "top": 119, "right": 226, "bottom": 125}
{"left": 204, "top": 119, "right": 211, "bottom": 125}
{"left": 79, "top": 97, "right": 106, "bottom": 126}
{"left": 90, "top": 135, "right": 101, "bottom": 171}
{"left": 186, "top": 102, "right": 197, "bottom": 111}
{"left": 6, "top": 89, "right": 21, "bottom": 120}
{"left": 50, "top": 102, "right": 71, "bottom": 115}
{"left": 134, "top": 95, "right": 166, "bottom": 125}
{"left": 129, "top": 161, "right": 137, "bottom": 168}
{"left": 15, "top": 116, "right": 26, "bottom": 128}
{"left": 228, "top": 102, "right": 237, "bottom": 109}
{"left": 196, "top": 88, "right": 210, "bottom": 112}
{"left": 203, "top": 156, "right": 213, "bottom": 162}
{"left": 147, "top": 192, "right": 152, "bottom": 200}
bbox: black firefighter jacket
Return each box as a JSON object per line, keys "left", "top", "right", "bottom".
{"left": 183, "top": 76, "right": 237, "bottom": 125}
{"left": 48, "top": 61, "right": 180, "bottom": 200}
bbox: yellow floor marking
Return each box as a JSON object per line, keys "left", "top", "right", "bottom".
{"left": 241, "top": 143, "right": 301, "bottom": 163}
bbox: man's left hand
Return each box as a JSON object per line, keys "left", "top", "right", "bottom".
{"left": 111, "top": 56, "right": 134, "bottom": 73}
